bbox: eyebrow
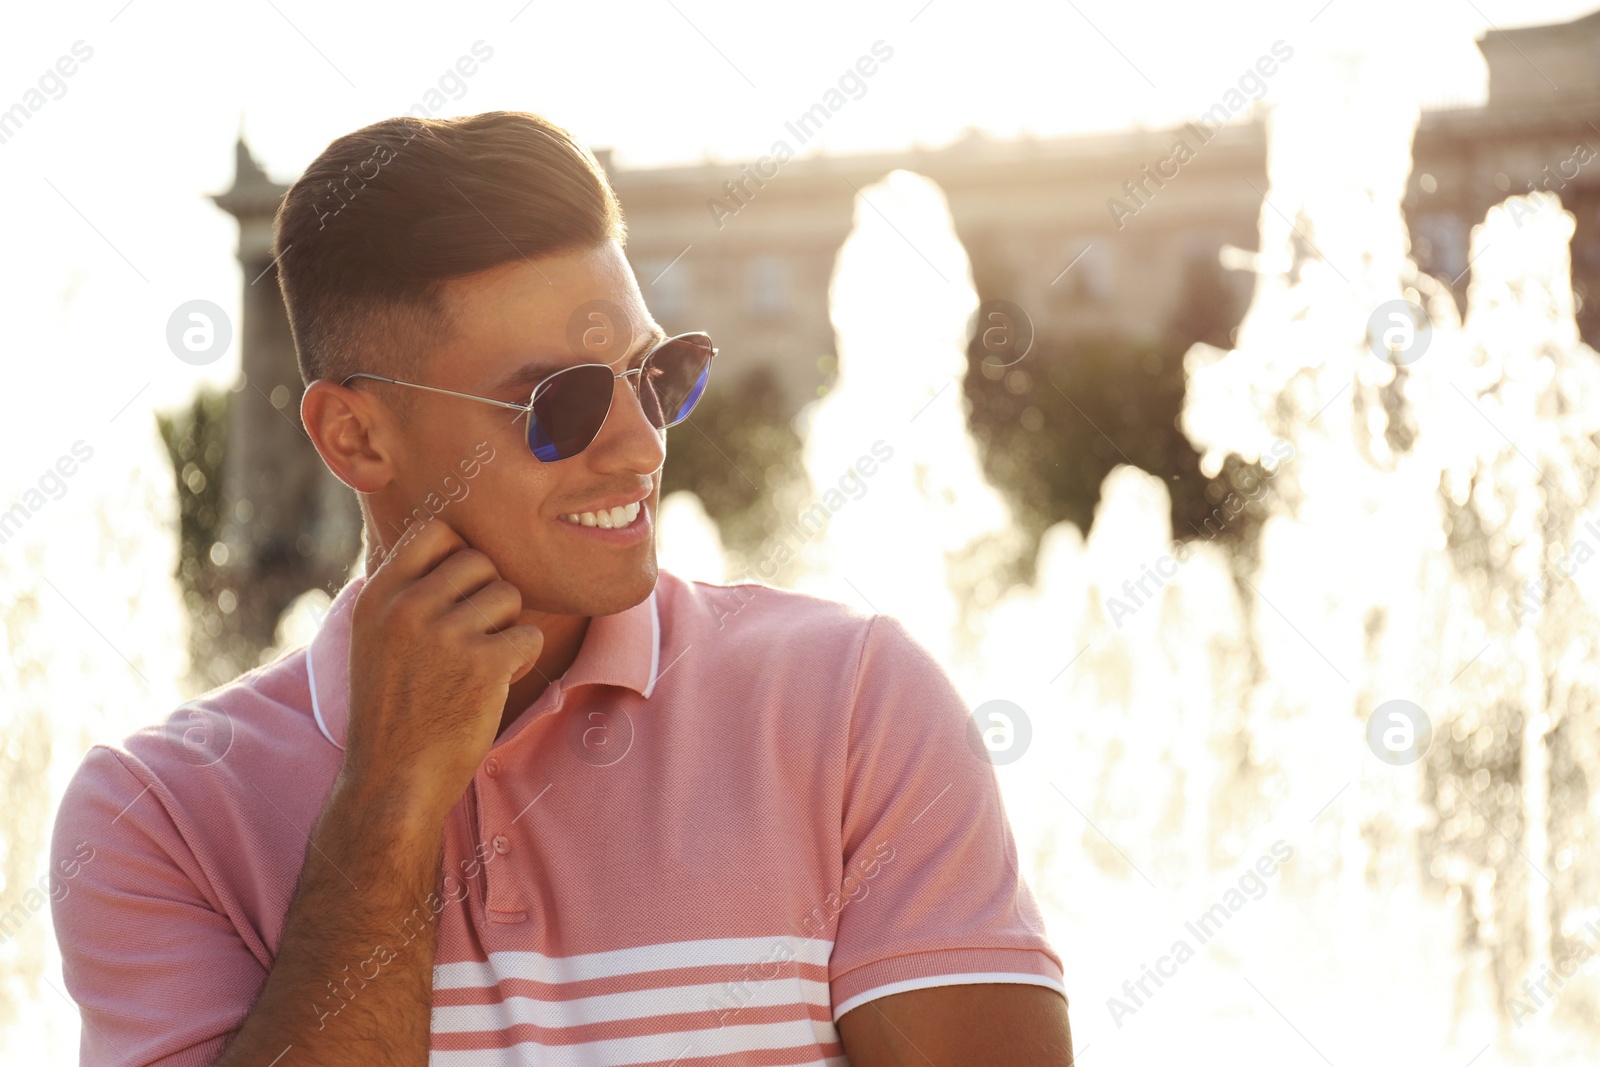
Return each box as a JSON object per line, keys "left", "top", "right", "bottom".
{"left": 486, "top": 324, "right": 670, "bottom": 396}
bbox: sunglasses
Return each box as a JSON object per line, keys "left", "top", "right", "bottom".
{"left": 341, "top": 331, "right": 716, "bottom": 462}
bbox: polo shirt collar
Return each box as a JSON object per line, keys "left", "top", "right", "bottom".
{"left": 305, "top": 574, "right": 662, "bottom": 751}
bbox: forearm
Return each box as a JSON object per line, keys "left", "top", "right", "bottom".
{"left": 214, "top": 775, "right": 448, "bottom": 1066}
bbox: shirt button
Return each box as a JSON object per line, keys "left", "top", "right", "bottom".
{"left": 484, "top": 758, "right": 499, "bottom": 777}
{"left": 492, "top": 834, "right": 511, "bottom": 855}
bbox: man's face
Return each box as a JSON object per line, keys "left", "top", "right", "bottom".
{"left": 378, "top": 239, "right": 666, "bottom": 617}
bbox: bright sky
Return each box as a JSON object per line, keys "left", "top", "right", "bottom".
{"left": 1, "top": 0, "right": 1596, "bottom": 475}
{"left": 4, "top": 4, "right": 1598, "bottom": 1060}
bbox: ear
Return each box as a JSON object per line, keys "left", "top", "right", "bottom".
{"left": 301, "top": 378, "right": 398, "bottom": 494}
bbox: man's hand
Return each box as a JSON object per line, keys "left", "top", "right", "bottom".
{"left": 213, "top": 517, "right": 543, "bottom": 1066}
{"left": 345, "top": 517, "right": 545, "bottom": 826}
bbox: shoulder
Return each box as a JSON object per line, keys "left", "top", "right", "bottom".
{"left": 134, "top": 642, "right": 331, "bottom": 781}
{"left": 655, "top": 569, "right": 881, "bottom": 656}
{"left": 55, "top": 643, "right": 340, "bottom": 865}
{"left": 652, "top": 569, "right": 937, "bottom": 692}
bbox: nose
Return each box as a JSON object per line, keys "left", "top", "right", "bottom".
{"left": 588, "top": 369, "right": 666, "bottom": 475}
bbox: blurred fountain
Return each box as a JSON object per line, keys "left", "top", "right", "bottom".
{"left": 783, "top": 169, "right": 1022, "bottom": 667}
{"left": 1160, "top": 38, "right": 1479, "bottom": 1062}
{"left": 0, "top": 408, "right": 187, "bottom": 1063}
{"left": 1175, "top": 38, "right": 1600, "bottom": 1064}
{"left": 781, "top": 29, "right": 1600, "bottom": 1067}
{"left": 656, "top": 489, "right": 728, "bottom": 585}
{"left": 8, "top": 16, "right": 1599, "bottom": 1067}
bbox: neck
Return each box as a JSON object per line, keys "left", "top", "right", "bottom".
{"left": 499, "top": 610, "right": 590, "bottom": 738}
{"left": 360, "top": 536, "right": 592, "bottom": 741}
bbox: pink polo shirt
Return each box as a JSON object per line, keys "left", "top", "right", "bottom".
{"left": 50, "top": 567, "right": 1065, "bottom": 1065}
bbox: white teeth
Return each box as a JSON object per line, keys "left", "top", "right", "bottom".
{"left": 560, "top": 501, "right": 642, "bottom": 528}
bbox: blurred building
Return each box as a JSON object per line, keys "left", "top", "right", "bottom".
{"left": 209, "top": 140, "right": 361, "bottom": 660}
{"left": 203, "top": 6, "right": 1600, "bottom": 656}
{"left": 611, "top": 9, "right": 1600, "bottom": 408}
{"left": 1407, "top": 9, "right": 1600, "bottom": 338}
{"left": 607, "top": 120, "right": 1267, "bottom": 408}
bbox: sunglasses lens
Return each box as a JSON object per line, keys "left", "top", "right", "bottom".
{"left": 526, "top": 365, "right": 615, "bottom": 462}
{"left": 523, "top": 334, "right": 715, "bottom": 461}
{"left": 638, "top": 333, "right": 714, "bottom": 429}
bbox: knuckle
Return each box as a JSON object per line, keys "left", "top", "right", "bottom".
{"left": 454, "top": 548, "right": 490, "bottom": 570}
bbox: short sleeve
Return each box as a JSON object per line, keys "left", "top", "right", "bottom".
{"left": 828, "top": 614, "right": 1066, "bottom": 1022}
{"left": 49, "top": 745, "right": 269, "bottom": 1066}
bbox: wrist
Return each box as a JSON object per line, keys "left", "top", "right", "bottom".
{"left": 328, "top": 768, "right": 447, "bottom": 845}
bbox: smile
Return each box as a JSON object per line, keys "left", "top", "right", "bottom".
{"left": 558, "top": 501, "right": 643, "bottom": 529}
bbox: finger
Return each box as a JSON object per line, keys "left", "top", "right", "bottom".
{"left": 444, "top": 579, "right": 523, "bottom": 636}
{"left": 489, "top": 623, "right": 545, "bottom": 684}
{"left": 423, "top": 548, "right": 504, "bottom": 609}
{"left": 370, "top": 516, "right": 466, "bottom": 590}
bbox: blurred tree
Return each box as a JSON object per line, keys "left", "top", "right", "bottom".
{"left": 156, "top": 385, "right": 258, "bottom": 691}
{"left": 963, "top": 247, "right": 1270, "bottom": 586}
{"left": 660, "top": 363, "right": 805, "bottom": 561}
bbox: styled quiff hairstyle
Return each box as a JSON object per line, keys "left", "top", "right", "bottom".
{"left": 272, "top": 111, "right": 625, "bottom": 413}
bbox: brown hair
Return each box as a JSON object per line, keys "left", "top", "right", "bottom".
{"left": 272, "top": 111, "right": 625, "bottom": 411}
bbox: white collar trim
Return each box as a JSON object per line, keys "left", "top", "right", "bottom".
{"left": 307, "top": 585, "right": 662, "bottom": 751}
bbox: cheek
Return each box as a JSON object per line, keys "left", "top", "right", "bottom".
{"left": 470, "top": 460, "right": 562, "bottom": 532}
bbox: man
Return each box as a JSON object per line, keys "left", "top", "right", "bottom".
{"left": 50, "top": 110, "right": 1072, "bottom": 1065}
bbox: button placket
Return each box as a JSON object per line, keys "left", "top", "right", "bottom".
{"left": 459, "top": 780, "right": 491, "bottom": 925}
{"left": 479, "top": 687, "right": 567, "bottom": 927}
{"left": 479, "top": 751, "right": 529, "bottom": 924}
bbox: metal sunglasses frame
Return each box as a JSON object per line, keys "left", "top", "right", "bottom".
{"left": 339, "top": 330, "right": 716, "bottom": 457}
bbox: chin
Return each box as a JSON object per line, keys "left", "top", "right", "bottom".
{"left": 520, "top": 552, "right": 658, "bottom": 617}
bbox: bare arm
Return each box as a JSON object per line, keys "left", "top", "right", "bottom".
{"left": 838, "top": 982, "right": 1074, "bottom": 1067}
{"left": 213, "top": 518, "right": 543, "bottom": 1066}
{"left": 211, "top": 777, "right": 447, "bottom": 1065}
